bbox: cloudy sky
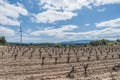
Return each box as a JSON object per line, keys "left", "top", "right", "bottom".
{"left": 0, "top": 0, "right": 120, "bottom": 43}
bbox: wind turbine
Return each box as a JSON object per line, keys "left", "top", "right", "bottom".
{"left": 20, "top": 22, "right": 23, "bottom": 46}
{"left": 15, "top": 21, "right": 25, "bottom": 46}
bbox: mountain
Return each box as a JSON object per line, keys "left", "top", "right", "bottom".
{"left": 61, "top": 40, "right": 92, "bottom": 44}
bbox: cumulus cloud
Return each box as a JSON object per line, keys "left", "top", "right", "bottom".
{"left": 97, "top": 8, "right": 106, "bottom": 12}
{"left": 15, "top": 37, "right": 41, "bottom": 41}
{"left": 0, "top": 14, "right": 20, "bottom": 26}
{"left": 94, "top": 0, "right": 120, "bottom": 6}
{"left": 85, "top": 24, "right": 90, "bottom": 27}
{"left": 30, "top": 25, "right": 78, "bottom": 38}
{"left": 32, "top": 0, "right": 94, "bottom": 23}
{"left": 39, "top": 0, "right": 93, "bottom": 11}
{"left": 63, "top": 28, "right": 120, "bottom": 40}
{"left": 95, "top": 18, "right": 120, "bottom": 27}
{"left": 30, "top": 24, "right": 120, "bottom": 41}
{"left": 0, "top": 0, "right": 28, "bottom": 26}
{"left": 7, "top": 36, "right": 41, "bottom": 43}
{"left": 30, "top": 0, "right": 120, "bottom": 24}
{"left": 33, "top": 10, "right": 77, "bottom": 23}
{"left": 0, "top": 26, "right": 15, "bottom": 36}
{"left": 32, "top": 0, "right": 120, "bottom": 23}
{"left": 39, "top": 0, "right": 120, "bottom": 11}
{"left": 1, "top": 0, "right": 120, "bottom": 42}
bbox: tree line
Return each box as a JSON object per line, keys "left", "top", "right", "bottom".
{"left": 89, "top": 39, "right": 120, "bottom": 46}
{"left": 1, "top": 36, "right": 120, "bottom": 47}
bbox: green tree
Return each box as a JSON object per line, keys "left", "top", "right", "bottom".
{"left": 54, "top": 43, "right": 61, "bottom": 48}
{"left": 116, "top": 39, "right": 120, "bottom": 42}
{"left": 90, "top": 39, "right": 109, "bottom": 46}
{"left": 0, "top": 36, "right": 7, "bottom": 45}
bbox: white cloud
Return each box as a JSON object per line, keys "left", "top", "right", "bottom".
{"left": 95, "top": 18, "right": 120, "bottom": 27}
{"left": 0, "top": 14, "right": 20, "bottom": 26}
{"left": 30, "top": 24, "right": 120, "bottom": 41}
{"left": 94, "top": 0, "right": 120, "bottom": 6}
{"left": 0, "top": 26, "right": 15, "bottom": 36}
{"left": 97, "top": 8, "right": 106, "bottom": 12}
{"left": 0, "top": 0, "right": 28, "bottom": 26}
{"left": 30, "top": 25, "right": 78, "bottom": 38}
{"left": 63, "top": 28, "right": 120, "bottom": 40}
{"left": 39, "top": 0, "right": 120, "bottom": 11}
{"left": 6, "top": 26, "right": 120, "bottom": 42}
{"left": 30, "top": 23, "right": 120, "bottom": 41}
{"left": 30, "top": 23, "right": 120, "bottom": 40}
{"left": 85, "top": 24, "right": 90, "bottom": 26}
{"left": 33, "top": 0, "right": 120, "bottom": 23}
{"left": 7, "top": 36, "right": 41, "bottom": 43}
{"left": 33, "top": 10, "right": 77, "bottom": 23}
{"left": 39, "top": 0, "right": 93, "bottom": 11}
{"left": 32, "top": 0, "right": 94, "bottom": 23}
{"left": 16, "top": 37, "right": 41, "bottom": 41}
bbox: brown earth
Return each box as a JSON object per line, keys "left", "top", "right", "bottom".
{"left": 0, "top": 45, "right": 120, "bottom": 80}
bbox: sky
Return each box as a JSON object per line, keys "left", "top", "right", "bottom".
{"left": 0, "top": 0, "right": 120, "bottom": 43}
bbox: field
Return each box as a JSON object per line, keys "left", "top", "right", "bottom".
{"left": 0, "top": 45, "right": 120, "bottom": 80}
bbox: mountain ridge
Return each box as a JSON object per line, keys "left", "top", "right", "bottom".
{"left": 61, "top": 40, "right": 92, "bottom": 44}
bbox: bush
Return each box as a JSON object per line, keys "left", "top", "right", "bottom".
{"left": 54, "top": 43, "right": 61, "bottom": 48}
{"left": 89, "top": 39, "right": 109, "bottom": 46}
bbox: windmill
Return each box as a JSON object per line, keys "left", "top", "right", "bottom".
{"left": 20, "top": 22, "right": 23, "bottom": 46}
{"left": 15, "top": 21, "right": 28, "bottom": 46}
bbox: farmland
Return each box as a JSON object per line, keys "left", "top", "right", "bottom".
{"left": 0, "top": 45, "right": 120, "bottom": 80}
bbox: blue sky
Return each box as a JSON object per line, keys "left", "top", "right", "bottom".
{"left": 0, "top": 0, "right": 120, "bottom": 43}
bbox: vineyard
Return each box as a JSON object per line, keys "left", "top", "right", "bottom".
{"left": 0, "top": 45, "right": 120, "bottom": 80}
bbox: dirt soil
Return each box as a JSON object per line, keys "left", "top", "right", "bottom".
{"left": 0, "top": 46, "right": 120, "bottom": 80}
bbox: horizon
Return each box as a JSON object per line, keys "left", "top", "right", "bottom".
{"left": 0, "top": 0, "right": 120, "bottom": 43}
{"left": 4, "top": 38, "right": 120, "bottom": 44}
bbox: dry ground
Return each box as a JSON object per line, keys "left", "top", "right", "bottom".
{"left": 0, "top": 45, "right": 120, "bottom": 80}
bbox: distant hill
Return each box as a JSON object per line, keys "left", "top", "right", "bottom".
{"left": 61, "top": 40, "right": 92, "bottom": 44}
{"left": 8, "top": 40, "right": 92, "bottom": 46}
